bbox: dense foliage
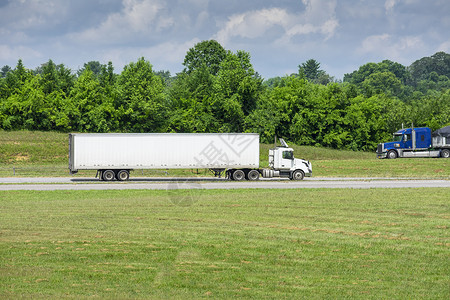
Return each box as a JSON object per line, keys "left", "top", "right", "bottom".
{"left": 1, "top": 40, "right": 449, "bottom": 151}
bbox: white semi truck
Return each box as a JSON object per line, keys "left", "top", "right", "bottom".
{"left": 69, "top": 133, "right": 312, "bottom": 181}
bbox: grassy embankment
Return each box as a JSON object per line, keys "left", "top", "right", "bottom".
{"left": 1, "top": 188, "right": 449, "bottom": 298}
{"left": 0, "top": 130, "right": 449, "bottom": 178}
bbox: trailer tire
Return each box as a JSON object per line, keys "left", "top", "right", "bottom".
{"left": 291, "top": 170, "right": 305, "bottom": 181}
{"left": 102, "top": 170, "right": 115, "bottom": 181}
{"left": 387, "top": 150, "right": 398, "bottom": 159}
{"left": 441, "top": 149, "right": 450, "bottom": 158}
{"left": 232, "top": 170, "right": 245, "bottom": 181}
{"left": 246, "top": 170, "right": 260, "bottom": 181}
{"left": 116, "top": 170, "right": 130, "bottom": 181}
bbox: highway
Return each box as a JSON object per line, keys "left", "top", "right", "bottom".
{"left": 1, "top": 177, "right": 449, "bottom": 190}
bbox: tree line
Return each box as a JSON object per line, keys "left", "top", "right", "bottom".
{"left": 1, "top": 40, "right": 449, "bottom": 151}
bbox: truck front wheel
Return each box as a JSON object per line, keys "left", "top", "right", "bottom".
{"left": 291, "top": 170, "right": 305, "bottom": 181}
{"left": 441, "top": 149, "right": 450, "bottom": 158}
{"left": 387, "top": 150, "right": 398, "bottom": 159}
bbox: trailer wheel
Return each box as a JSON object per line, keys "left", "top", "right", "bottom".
{"left": 102, "top": 170, "right": 115, "bottom": 181}
{"left": 246, "top": 170, "right": 260, "bottom": 181}
{"left": 291, "top": 170, "right": 304, "bottom": 181}
{"left": 441, "top": 149, "right": 450, "bottom": 158}
{"left": 116, "top": 170, "right": 130, "bottom": 181}
{"left": 232, "top": 170, "right": 245, "bottom": 181}
{"left": 387, "top": 150, "right": 398, "bottom": 159}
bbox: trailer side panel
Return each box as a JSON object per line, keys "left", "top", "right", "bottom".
{"left": 69, "top": 133, "right": 259, "bottom": 171}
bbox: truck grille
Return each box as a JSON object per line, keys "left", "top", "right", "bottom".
{"left": 377, "top": 144, "right": 383, "bottom": 154}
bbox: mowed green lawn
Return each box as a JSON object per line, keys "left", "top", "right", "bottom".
{"left": 1, "top": 188, "right": 449, "bottom": 299}
{"left": 1, "top": 130, "right": 449, "bottom": 178}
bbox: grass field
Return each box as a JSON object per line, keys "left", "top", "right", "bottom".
{"left": 1, "top": 130, "right": 449, "bottom": 178}
{"left": 0, "top": 188, "right": 449, "bottom": 299}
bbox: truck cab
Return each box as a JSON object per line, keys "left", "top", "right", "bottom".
{"left": 377, "top": 127, "right": 435, "bottom": 159}
{"left": 264, "top": 139, "right": 312, "bottom": 180}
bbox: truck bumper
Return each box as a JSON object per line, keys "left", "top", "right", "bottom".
{"left": 377, "top": 152, "right": 387, "bottom": 159}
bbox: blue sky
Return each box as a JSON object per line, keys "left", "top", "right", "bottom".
{"left": 1, "top": 0, "right": 449, "bottom": 79}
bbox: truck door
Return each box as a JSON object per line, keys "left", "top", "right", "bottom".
{"left": 403, "top": 134, "right": 412, "bottom": 149}
{"left": 280, "top": 150, "right": 294, "bottom": 169}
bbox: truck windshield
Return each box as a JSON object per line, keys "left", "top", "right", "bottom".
{"left": 393, "top": 134, "right": 402, "bottom": 142}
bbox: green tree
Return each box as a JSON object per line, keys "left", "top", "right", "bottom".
{"left": 183, "top": 40, "right": 227, "bottom": 76}
{"left": 69, "top": 68, "right": 117, "bottom": 132}
{"left": 77, "top": 61, "right": 103, "bottom": 77}
{"left": 408, "top": 52, "right": 450, "bottom": 85}
{"left": 244, "top": 94, "right": 282, "bottom": 143}
{"left": 115, "top": 57, "right": 166, "bottom": 132}
{"left": 1, "top": 65, "right": 11, "bottom": 78}
{"left": 36, "top": 60, "right": 75, "bottom": 95}
{"left": 362, "top": 71, "right": 403, "bottom": 97}
{"left": 298, "top": 59, "right": 332, "bottom": 84}
{"left": 0, "top": 60, "right": 33, "bottom": 101}
{"left": 246, "top": 76, "right": 312, "bottom": 142}
{"left": 344, "top": 60, "right": 408, "bottom": 85}
{"left": 0, "top": 76, "right": 72, "bottom": 131}
{"left": 299, "top": 59, "right": 321, "bottom": 81}
{"left": 56, "top": 63, "right": 76, "bottom": 95}
{"left": 263, "top": 76, "right": 285, "bottom": 88}
{"left": 98, "top": 61, "right": 117, "bottom": 103}
{"left": 155, "top": 70, "right": 173, "bottom": 86}
{"left": 213, "top": 50, "right": 263, "bottom": 116}
{"left": 409, "top": 90, "right": 450, "bottom": 130}
{"left": 168, "top": 46, "right": 262, "bottom": 133}
{"left": 39, "top": 60, "right": 59, "bottom": 94}
{"left": 0, "top": 76, "right": 45, "bottom": 129}
{"left": 166, "top": 65, "right": 216, "bottom": 132}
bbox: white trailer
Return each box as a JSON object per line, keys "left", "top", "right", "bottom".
{"left": 68, "top": 133, "right": 312, "bottom": 181}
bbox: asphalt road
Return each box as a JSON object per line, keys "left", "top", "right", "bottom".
{"left": 1, "top": 177, "right": 449, "bottom": 190}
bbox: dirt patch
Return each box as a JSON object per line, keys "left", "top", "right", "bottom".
{"left": 14, "top": 154, "right": 30, "bottom": 161}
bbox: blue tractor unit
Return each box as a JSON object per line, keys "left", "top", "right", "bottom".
{"left": 377, "top": 126, "right": 450, "bottom": 159}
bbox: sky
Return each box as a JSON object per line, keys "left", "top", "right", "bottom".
{"left": 0, "top": 0, "right": 449, "bottom": 80}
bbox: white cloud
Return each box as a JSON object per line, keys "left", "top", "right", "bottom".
{"left": 357, "top": 34, "right": 425, "bottom": 63}
{"left": 301, "top": 0, "right": 337, "bottom": 25}
{"left": 0, "top": 0, "right": 66, "bottom": 31}
{"left": 214, "top": 0, "right": 338, "bottom": 46}
{"left": 385, "top": 0, "right": 397, "bottom": 13}
{"left": 215, "top": 8, "right": 289, "bottom": 44}
{"left": 0, "top": 44, "right": 42, "bottom": 62}
{"left": 101, "top": 39, "right": 201, "bottom": 72}
{"left": 0, "top": 0, "right": 448, "bottom": 79}
{"left": 72, "top": 0, "right": 172, "bottom": 43}
{"left": 438, "top": 40, "right": 450, "bottom": 53}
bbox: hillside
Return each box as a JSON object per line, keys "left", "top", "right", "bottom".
{"left": 1, "top": 130, "right": 448, "bottom": 178}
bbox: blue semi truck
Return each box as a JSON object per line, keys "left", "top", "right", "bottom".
{"left": 376, "top": 126, "right": 450, "bottom": 159}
